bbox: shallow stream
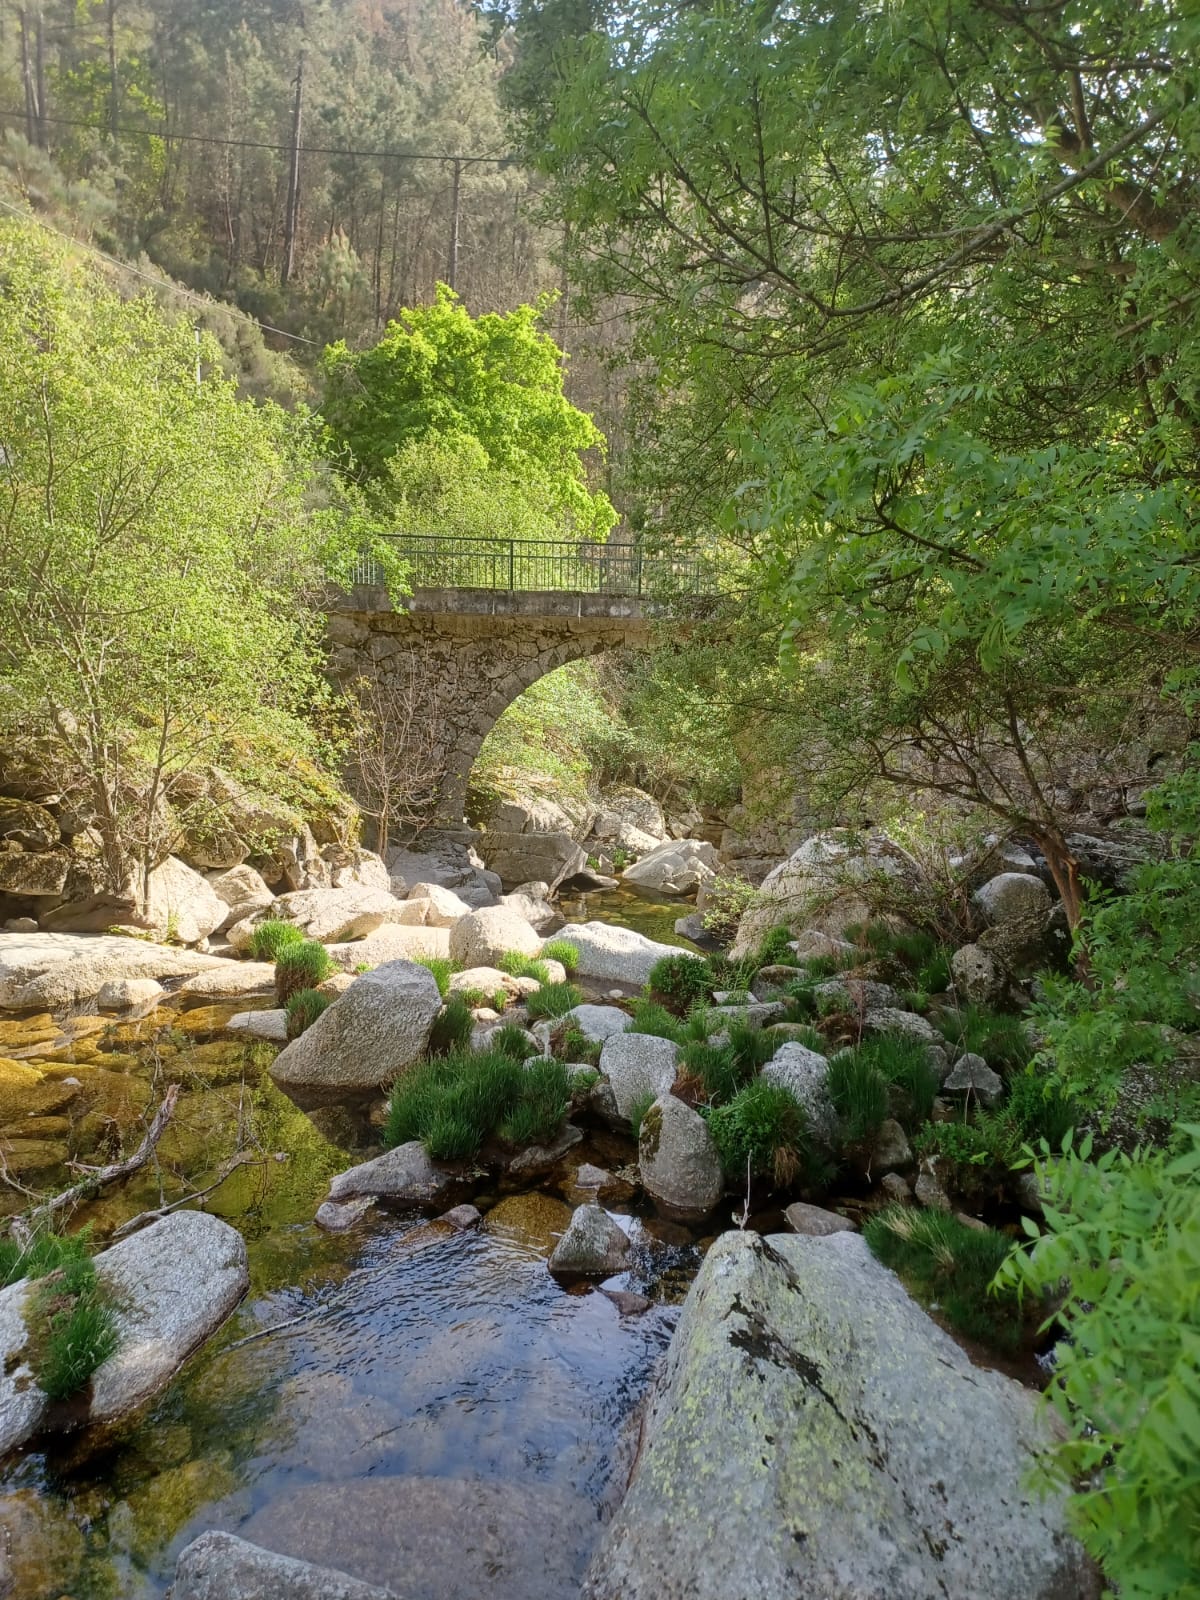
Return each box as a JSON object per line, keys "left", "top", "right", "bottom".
{"left": 0, "top": 890, "right": 707, "bottom": 1599}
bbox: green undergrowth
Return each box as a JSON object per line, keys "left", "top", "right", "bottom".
{"left": 384, "top": 1047, "right": 570, "bottom": 1160}
{"left": 629, "top": 1089, "right": 657, "bottom": 1138}
{"left": 938, "top": 1003, "right": 1030, "bottom": 1074}
{"left": 555, "top": 1021, "right": 603, "bottom": 1067}
{"left": 248, "top": 918, "right": 304, "bottom": 961}
{"left": 647, "top": 952, "right": 715, "bottom": 1014}
{"left": 414, "top": 955, "right": 460, "bottom": 998}
{"left": 491, "top": 1023, "right": 539, "bottom": 1061}
{"left": 916, "top": 1069, "right": 1078, "bottom": 1199}
{"left": 428, "top": 994, "right": 476, "bottom": 1055}
{"left": 539, "top": 938, "right": 580, "bottom": 971}
{"left": 678, "top": 1022, "right": 776, "bottom": 1106}
{"left": 498, "top": 950, "right": 551, "bottom": 983}
{"left": 0, "top": 1230, "right": 120, "bottom": 1401}
{"left": 863, "top": 1206, "right": 1025, "bottom": 1354}
{"left": 705, "top": 1079, "right": 828, "bottom": 1190}
{"left": 524, "top": 980, "right": 583, "bottom": 1021}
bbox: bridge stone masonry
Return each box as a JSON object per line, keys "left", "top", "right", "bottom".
{"left": 325, "top": 535, "right": 715, "bottom": 832}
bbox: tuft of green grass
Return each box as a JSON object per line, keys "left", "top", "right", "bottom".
{"left": 428, "top": 994, "right": 476, "bottom": 1056}
{"left": 826, "top": 1051, "right": 890, "bottom": 1146}
{"left": 524, "top": 981, "right": 583, "bottom": 1021}
{"left": 555, "top": 1022, "right": 602, "bottom": 1067}
{"left": 4, "top": 1228, "right": 120, "bottom": 1401}
{"left": 491, "top": 1023, "right": 538, "bottom": 1061}
{"left": 498, "top": 950, "right": 551, "bottom": 983}
{"left": 414, "top": 955, "right": 460, "bottom": 999}
{"left": 705, "top": 1079, "right": 825, "bottom": 1189}
{"left": 458, "top": 985, "right": 489, "bottom": 1007}
{"left": 248, "top": 918, "right": 305, "bottom": 962}
{"left": 0, "top": 1228, "right": 93, "bottom": 1290}
{"left": 275, "top": 940, "right": 334, "bottom": 1007}
{"left": 284, "top": 988, "right": 331, "bottom": 1039}
{"left": 753, "top": 925, "right": 797, "bottom": 969}
{"left": 384, "top": 1047, "right": 526, "bottom": 1157}
{"left": 625, "top": 998, "right": 683, "bottom": 1041}
{"left": 863, "top": 1205, "right": 1024, "bottom": 1353}
{"left": 491, "top": 988, "right": 509, "bottom": 1012}
{"left": 939, "top": 1004, "right": 1030, "bottom": 1074}
{"left": 497, "top": 1057, "right": 571, "bottom": 1145}
{"left": 629, "top": 1089, "right": 657, "bottom": 1138}
{"left": 678, "top": 1040, "right": 744, "bottom": 1106}
{"left": 539, "top": 938, "right": 580, "bottom": 972}
{"left": 853, "top": 1033, "right": 942, "bottom": 1127}
{"left": 647, "top": 952, "right": 714, "bottom": 1014}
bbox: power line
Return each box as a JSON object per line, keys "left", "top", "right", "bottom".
{"left": 0, "top": 196, "right": 324, "bottom": 347}
{"left": 0, "top": 108, "right": 520, "bottom": 164}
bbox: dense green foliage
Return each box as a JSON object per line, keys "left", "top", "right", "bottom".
{"left": 999, "top": 1131, "right": 1200, "bottom": 1596}
{"left": 248, "top": 921, "right": 306, "bottom": 963}
{"left": 539, "top": 939, "right": 580, "bottom": 972}
{"left": 0, "top": 1229, "right": 119, "bottom": 1400}
{"left": 706, "top": 1080, "right": 821, "bottom": 1190}
{"left": 647, "top": 953, "right": 714, "bottom": 1015}
{"left": 524, "top": 981, "right": 583, "bottom": 1021}
{"left": 414, "top": 956, "right": 459, "bottom": 1000}
{"left": 427, "top": 995, "right": 477, "bottom": 1056}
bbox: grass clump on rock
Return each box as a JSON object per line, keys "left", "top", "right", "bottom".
{"left": 414, "top": 955, "right": 460, "bottom": 999}
{"left": 539, "top": 938, "right": 580, "bottom": 971}
{"left": 284, "top": 988, "right": 331, "bottom": 1039}
{"left": 275, "top": 939, "right": 334, "bottom": 1006}
{"left": 0, "top": 1229, "right": 119, "bottom": 1401}
{"left": 427, "top": 994, "right": 476, "bottom": 1056}
{"left": 626, "top": 998, "right": 684, "bottom": 1041}
{"left": 853, "top": 1034, "right": 942, "bottom": 1127}
{"left": 248, "top": 918, "right": 305, "bottom": 962}
{"left": 706, "top": 1079, "right": 824, "bottom": 1189}
{"left": 864, "top": 1205, "right": 1025, "bottom": 1354}
{"left": 628, "top": 1089, "right": 657, "bottom": 1139}
{"left": 383, "top": 1047, "right": 570, "bottom": 1160}
{"left": 491, "top": 1023, "right": 538, "bottom": 1061}
{"left": 826, "top": 1050, "right": 890, "bottom": 1146}
{"left": 498, "top": 950, "right": 551, "bottom": 983}
{"left": 525, "top": 980, "right": 584, "bottom": 1021}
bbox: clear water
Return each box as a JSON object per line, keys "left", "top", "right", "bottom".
{"left": 0, "top": 991, "right": 699, "bottom": 1600}
{"left": 557, "top": 884, "right": 707, "bottom": 949}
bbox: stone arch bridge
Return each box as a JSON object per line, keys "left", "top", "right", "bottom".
{"left": 326, "top": 534, "right": 715, "bottom": 831}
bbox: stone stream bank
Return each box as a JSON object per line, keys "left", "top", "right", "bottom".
{"left": 0, "top": 818, "right": 1104, "bottom": 1600}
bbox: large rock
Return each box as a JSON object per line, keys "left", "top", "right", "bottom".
{"left": 500, "top": 891, "right": 564, "bottom": 934}
{"left": 477, "top": 830, "right": 587, "bottom": 894}
{"left": 208, "top": 863, "right": 274, "bottom": 931}
{"left": 567, "top": 1004, "right": 633, "bottom": 1044}
{"left": 172, "top": 1532, "right": 400, "bottom": 1600}
{"left": 761, "top": 1041, "right": 836, "bottom": 1143}
{"left": 385, "top": 840, "right": 501, "bottom": 909}
{"left": 324, "top": 924, "right": 450, "bottom": 969}
{"left": 584, "top": 1230, "right": 1098, "bottom": 1600}
{"left": 592, "top": 788, "right": 668, "bottom": 847}
{"left": 554, "top": 922, "right": 682, "bottom": 988}
{"left": 144, "top": 856, "right": 227, "bottom": 944}
{"left": 327, "top": 1141, "right": 459, "bottom": 1206}
{"left": 407, "top": 881, "right": 472, "bottom": 927}
{"left": 489, "top": 796, "right": 582, "bottom": 836}
{"left": 0, "top": 846, "right": 72, "bottom": 896}
{"left": 0, "top": 799, "right": 59, "bottom": 852}
{"left": 448, "top": 905, "right": 542, "bottom": 967}
{"left": 88, "top": 1210, "right": 249, "bottom": 1423}
{"left": 180, "top": 961, "right": 277, "bottom": 998}
{"left": 730, "top": 831, "right": 911, "bottom": 959}
{"left": 0, "top": 930, "right": 221, "bottom": 1010}
{"left": 548, "top": 1204, "right": 631, "bottom": 1279}
{"left": 622, "top": 838, "right": 720, "bottom": 895}
{"left": 96, "top": 976, "right": 164, "bottom": 1010}
{"left": 598, "top": 1033, "right": 679, "bottom": 1120}
{"left": 0, "top": 1281, "right": 47, "bottom": 1455}
{"left": 973, "top": 871, "right": 1052, "bottom": 926}
{"left": 952, "top": 941, "right": 1005, "bottom": 1003}
{"left": 271, "top": 886, "right": 411, "bottom": 944}
{"left": 269, "top": 961, "right": 441, "bottom": 1093}
{"left": 638, "top": 1095, "right": 723, "bottom": 1221}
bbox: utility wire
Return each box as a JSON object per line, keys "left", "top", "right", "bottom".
{"left": 0, "top": 108, "right": 520, "bottom": 164}
{"left": 0, "top": 196, "right": 325, "bottom": 346}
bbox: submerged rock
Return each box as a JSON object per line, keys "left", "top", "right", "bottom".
{"left": 173, "top": 1531, "right": 400, "bottom": 1600}
{"left": 96, "top": 976, "right": 164, "bottom": 1010}
{"left": 548, "top": 1204, "right": 632, "bottom": 1280}
{"left": 269, "top": 961, "right": 440, "bottom": 1094}
{"left": 584, "top": 1230, "right": 1098, "bottom": 1600}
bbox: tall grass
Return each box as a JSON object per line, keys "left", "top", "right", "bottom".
{"left": 0, "top": 1228, "right": 120, "bottom": 1400}
{"left": 284, "top": 988, "right": 331, "bottom": 1039}
{"left": 939, "top": 1004, "right": 1030, "bottom": 1074}
{"left": 384, "top": 1046, "right": 569, "bottom": 1158}
{"left": 498, "top": 950, "right": 551, "bottom": 983}
{"left": 539, "top": 938, "right": 581, "bottom": 971}
{"left": 248, "top": 918, "right": 304, "bottom": 961}
{"left": 427, "top": 994, "right": 475, "bottom": 1055}
{"left": 525, "top": 981, "right": 583, "bottom": 1021}
{"left": 854, "top": 1033, "right": 942, "bottom": 1126}
{"left": 414, "top": 954, "right": 460, "bottom": 999}
{"left": 647, "top": 952, "right": 714, "bottom": 1014}
{"left": 275, "top": 939, "right": 334, "bottom": 1006}
{"left": 706, "top": 1080, "right": 824, "bottom": 1189}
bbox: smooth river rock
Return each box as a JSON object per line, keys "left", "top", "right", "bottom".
{"left": 172, "top": 1531, "right": 401, "bottom": 1600}
{"left": 0, "top": 930, "right": 222, "bottom": 1010}
{"left": 88, "top": 1210, "right": 249, "bottom": 1423}
{"left": 598, "top": 1033, "right": 679, "bottom": 1121}
{"left": 448, "top": 904, "right": 543, "bottom": 967}
{"left": 584, "top": 1230, "right": 1098, "bottom": 1600}
{"left": 638, "top": 1094, "right": 723, "bottom": 1221}
{"left": 554, "top": 922, "right": 683, "bottom": 988}
{"left": 326, "top": 1141, "right": 459, "bottom": 1207}
{"left": 548, "top": 1204, "right": 631, "bottom": 1280}
{"left": 269, "top": 961, "right": 441, "bottom": 1093}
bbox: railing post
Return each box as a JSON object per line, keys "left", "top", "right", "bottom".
{"left": 509, "top": 539, "right": 515, "bottom": 590}
{"left": 636, "top": 545, "right": 643, "bottom": 597}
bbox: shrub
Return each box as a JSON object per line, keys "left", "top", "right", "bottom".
{"left": 498, "top": 950, "right": 551, "bottom": 983}
{"left": 1002, "top": 1067, "right": 1078, "bottom": 1147}
{"left": 414, "top": 955, "right": 460, "bottom": 999}
{"left": 498, "top": 1057, "right": 570, "bottom": 1145}
{"left": 706, "top": 1079, "right": 822, "bottom": 1188}
{"left": 647, "top": 952, "right": 714, "bottom": 1013}
{"left": 939, "top": 1004, "right": 1030, "bottom": 1075}
{"left": 826, "top": 1051, "right": 889, "bottom": 1145}
{"left": 625, "top": 998, "right": 683, "bottom": 1041}
{"left": 428, "top": 994, "right": 475, "bottom": 1055}
{"left": 275, "top": 940, "right": 334, "bottom": 1006}
{"left": 913, "top": 1117, "right": 1016, "bottom": 1202}
{"left": 248, "top": 918, "right": 305, "bottom": 961}
{"left": 995, "top": 1130, "right": 1200, "bottom": 1594}
{"left": 383, "top": 1047, "right": 527, "bottom": 1157}
{"left": 525, "top": 981, "right": 584, "bottom": 1021}
{"left": 629, "top": 1089, "right": 657, "bottom": 1138}
{"left": 781, "top": 981, "right": 819, "bottom": 1022}
{"left": 284, "top": 988, "right": 331, "bottom": 1039}
{"left": 916, "top": 948, "right": 952, "bottom": 994}
{"left": 854, "top": 1034, "right": 941, "bottom": 1127}
{"left": 864, "top": 1205, "right": 1024, "bottom": 1353}
{"left": 539, "top": 938, "right": 580, "bottom": 971}
{"left": 491, "top": 1023, "right": 538, "bottom": 1061}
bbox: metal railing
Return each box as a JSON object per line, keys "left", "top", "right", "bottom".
{"left": 349, "top": 534, "right": 716, "bottom": 598}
